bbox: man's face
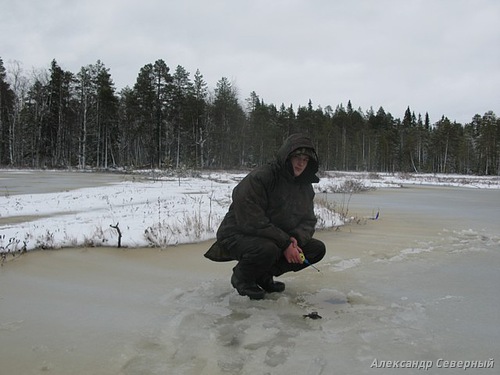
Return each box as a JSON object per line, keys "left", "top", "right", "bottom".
{"left": 290, "top": 154, "right": 309, "bottom": 176}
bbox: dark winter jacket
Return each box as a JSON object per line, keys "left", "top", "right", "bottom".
{"left": 214, "top": 134, "right": 320, "bottom": 255}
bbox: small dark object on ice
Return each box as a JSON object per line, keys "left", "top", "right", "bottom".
{"left": 303, "top": 311, "right": 322, "bottom": 320}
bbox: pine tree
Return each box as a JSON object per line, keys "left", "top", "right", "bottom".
{"left": 132, "top": 60, "right": 172, "bottom": 168}
{"left": 43, "top": 59, "right": 73, "bottom": 167}
{"left": 211, "top": 77, "right": 245, "bottom": 167}
{"left": 170, "top": 65, "right": 194, "bottom": 168}
{"left": 192, "top": 69, "right": 208, "bottom": 168}
{"left": 94, "top": 60, "right": 118, "bottom": 168}
{"left": 0, "top": 58, "right": 16, "bottom": 165}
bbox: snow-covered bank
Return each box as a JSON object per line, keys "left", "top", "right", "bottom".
{"left": 0, "top": 170, "right": 498, "bottom": 254}
{"left": 321, "top": 171, "right": 500, "bottom": 190}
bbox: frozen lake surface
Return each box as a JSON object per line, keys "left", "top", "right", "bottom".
{"left": 0, "top": 176, "right": 499, "bottom": 374}
{"left": 0, "top": 169, "right": 130, "bottom": 195}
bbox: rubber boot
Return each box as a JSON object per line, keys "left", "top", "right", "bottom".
{"left": 257, "top": 275, "right": 285, "bottom": 293}
{"left": 230, "top": 268, "right": 265, "bottom": 300}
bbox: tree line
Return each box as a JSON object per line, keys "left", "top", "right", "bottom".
{"left": 0, "top": 57, "right": 498, "bottom": 175}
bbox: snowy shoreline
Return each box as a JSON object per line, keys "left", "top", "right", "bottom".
{"left": 1, "top": 170, "right": 499, "bottom": 254}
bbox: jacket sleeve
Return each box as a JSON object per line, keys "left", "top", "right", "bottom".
{"left": 289, "top": 186, "right": 317, "bottom": 246}
{"left": 231, "top": 171, "right": 291, "bottom": 249}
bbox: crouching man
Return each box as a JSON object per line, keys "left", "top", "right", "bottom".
{"left": 205, "top": 133, "right": 326, "bottom": 300}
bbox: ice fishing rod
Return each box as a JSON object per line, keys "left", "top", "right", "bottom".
{"left": 299, "top": 253, "right": 320, "bottom": 272}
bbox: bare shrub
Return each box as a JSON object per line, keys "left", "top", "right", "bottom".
{"left": 338, "top": 179, "right": 371, "bottom": 193}
{"left": 144, "top": 221, "right": 174, "bottom": 248}
{"left": 1, "top": 235, "right": 27, "bottom": 265}
{"left": 35, "top": 230, "right": 56, "bottom": 250}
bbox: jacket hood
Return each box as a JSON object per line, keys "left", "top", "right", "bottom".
{"left": 277, "top": 133, "right": 319, "bottom": 183}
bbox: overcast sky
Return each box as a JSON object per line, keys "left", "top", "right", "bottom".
{"left": 2, "top": 0, "right": 499, "bottom": 124}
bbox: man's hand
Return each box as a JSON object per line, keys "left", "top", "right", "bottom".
{"left": 284, "top": 237, "right": 303, "bottom": 264}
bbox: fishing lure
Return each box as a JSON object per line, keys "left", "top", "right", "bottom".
{"left": 303, "top": 311, "right": 322, "bottom": 319}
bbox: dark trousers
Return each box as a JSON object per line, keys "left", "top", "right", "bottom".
{"left": 223, "top": 235, "right": 326, "bottom": 282}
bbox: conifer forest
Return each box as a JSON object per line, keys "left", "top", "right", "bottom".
{"left": 0, "top": 57, "right": 498, "bottom": 175}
